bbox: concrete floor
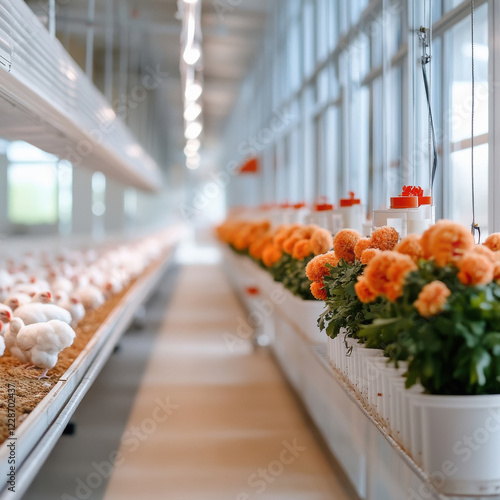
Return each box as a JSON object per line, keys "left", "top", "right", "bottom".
{"left": 23, "top": 248, "right": 359, "bottom": 500}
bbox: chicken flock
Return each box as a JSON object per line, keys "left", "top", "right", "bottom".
{"left": 0, "top": 234, "right": 168, "bottom": 379}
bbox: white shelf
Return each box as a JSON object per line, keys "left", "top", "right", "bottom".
{"left": 0, "top": 0, "right": 162, "bottom": 192}
{"left": 0, "top": 243, "right": 178, "bottom": 499}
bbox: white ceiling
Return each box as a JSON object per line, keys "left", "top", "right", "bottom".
{"left": 26, "top": 0, "right": 269, "bottom": 168}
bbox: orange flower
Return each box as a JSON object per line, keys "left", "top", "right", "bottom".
{"left": 355, "top": 276, "right": 378, "bottom": 303}
{"left": 386, "top": 255, "right": 418, "bottom": 301}
{"left": 354, "top": 238, "right": 371, "bottom": 260}
{"left": 370, "top": 226, "right": 399, "bottom": 251}
{"left": 395, "top": 234, "right": 423, "bottom": 262}
{"left": 333, "top": 229, "right": 361, "bottom": 263}
{"left": 484, "top": 233, "right": 500, "bottom": 252}
{"left": 301, "top": 224, "right": 321, "bottom": 238}
{"left": 364, "top": 251, "right": 417, "bottom": 301}
{"left": 273, "top": 224, "right": 301, "bottom": 249}
{"left": 306, "top": 252, "right": 340, "bottom": 282}
{"left": 292, "top": 239, "right": 313, "bottom": 260}
{"left": 310, "top": 281, "right": 327, "bottom": 301}
{"left": 283, "top": 235, "right": 302, "bottom": 254}
{"left": 457, "top": 252, "right": 494, "bottom": 286}
{"left": 249, "top": 234, "right": 273, "bottom": 260}
{"left": 422, "top": 221, "right": 475, "bottom": 265}
{"left": 413, "top": 281, "right": 451, "bottom": 317}
{"left": 310, "top": 228, "right": 334, "bottom": 255}
{"left": 261, "top": 244, "right": 283, "bottom": 267}
{"left": 360, "top": 248, "right": 380, "bottom": 265}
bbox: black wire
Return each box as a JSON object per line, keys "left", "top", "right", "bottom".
{"left": 421, "top": 59, "right": 438, "bottom": 189}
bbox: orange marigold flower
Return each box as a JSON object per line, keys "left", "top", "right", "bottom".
{"left": 249, "top": 234, "right": 273, "bottom": 260}
{"left": 301, "top": 224, "right": 321, "bottom": 238}
{"left": 333, "top": 229, "right": 361, "bottom": 263}
{"left": 360, "top": 248, "right": 380, "bottom": 265}
{"left": 292, "top": 239, "right": 313, "bottom": 260}
{"left": 484, "top": 233, "right": 500, "bottom": 252}
{"left": 283, "top": 235, "right": 302, "bottom": 254}
{"left": 386, "top": 255, "right": 418, "bottom": 301}
{"left": 273, "top": 224, "right": 300, "bottom": 248}
{"left": 355, "top": 276, "right": 378, "bottom": 303}
{"left": 354, "top": 238, "right": 371, "bottom": 260}
{"left": 261, "top": 244, "right": 283, "bottom": 267}
{"left": 370, "top": 226, "right": 400, "bottom": 251}
{"left": 457, "top": 252, "right": 494, "bottom": 286}
{"left": 395, "top": 234, "right": 423, "bottom": 262}
{"left": 310, "top": 228, "right": 334, "bottom": 255}
{"left": 310, "top": 281, "right": 327, "bottom": 301}
{"left": 305, "top": 252, "right": 340, "bottom": 282}
{"left": 413, "top": 281, "right": 451, "bottom": 317}
{"left": 364, "top": 251, "right": 416, "bottom": 301}
{"left": 424, "top": 221, "right": 475, "bottom": 266}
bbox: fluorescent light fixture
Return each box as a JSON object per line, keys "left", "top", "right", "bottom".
{"left": 183, "top": 0, "right": 198, "bottom": 3}
{"left": 126, "top": 144, "right": 142, "bottom": 157}
{"left": 185, "top": 82, "right": 202, "bottom": 101}
{"left": 186, "top": 156, "right": 200, "bottom": 170}
{"left": 184, "top": 102, "right": 202, "bottom": 121}
{"left": 186, "top": 138, "right": 201, "bottom": 151}
{"left": 183, "top": 46, "right": 201, "bottom": 66}
{"left": 185, "top": 121, "right": 203, "bottom": 139}
{"left": 184, "top": 146, "right": 198, "bottom": 157}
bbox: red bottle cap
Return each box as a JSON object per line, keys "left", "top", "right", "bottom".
{"left": 391, "top": 196, "right": 418, "bottom": 209}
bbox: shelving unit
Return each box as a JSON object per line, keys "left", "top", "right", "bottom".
{"left": 0, "top": 0, "right": 162, "bottom": 192}
{"left": 0, "top": 237, "right": 180, "bottom": 499}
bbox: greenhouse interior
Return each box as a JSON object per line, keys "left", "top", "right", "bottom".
{"left": 0, "top": 0, "right": 500, "bottom": 499}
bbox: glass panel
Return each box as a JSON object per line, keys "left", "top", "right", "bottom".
{"left": 8, "top": 164, "right": 58, "bottom": 225}
{"left": 449, "top": 144, "right": 488, "bottom": 231}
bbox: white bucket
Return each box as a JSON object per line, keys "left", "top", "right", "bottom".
{"left": 408, "top": 393, "right": 500, "bottom": 496}
{"left": 356, "top": 346, "right": 384, "bottom": 403}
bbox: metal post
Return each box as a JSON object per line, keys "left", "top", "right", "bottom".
{"left": 48, "top": 0, "right": 56, "bottom": 38}
{"left": 85, "top": 0, "right": 96, "bottom": 79}
{"left": 118, "top": 1, "right": 129, "bottom": 107}
{"left": 104, "top": 0, "right": 114, "bottom": 102}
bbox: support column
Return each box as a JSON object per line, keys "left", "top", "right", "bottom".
{"left": 71, "top": 167, "right": 94, "bottom": 235}
{"left": 0, "top": 154, "right": 8, "bottom": 236}
{"left": 105, "top": 179, "right": 125, "bottom": 234}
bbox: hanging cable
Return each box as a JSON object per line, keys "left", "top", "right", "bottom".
{"left": 470, "top": 0, "right": 480, "bottom": 242}
{"left": 418, "top": 27, "right": 438, "bottom": 190}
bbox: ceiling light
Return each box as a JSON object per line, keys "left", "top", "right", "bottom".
{"left": 186, "top": 156, "right": 200, "bottom": 170}
{"left": 183, "top": 0, "right": 198, "bottom": 4}
{"left": 184, "top": 102, "right": 202, "bottom": 121}
{"left": 184, "top": 146, "right": 198, "bottom": 157}
{"left": 183, "top": 46, "right": 201, "bottom": 66}
{"left": 185, "top": 121, "right": 203, "bottom": 139}
{"left": 186, "top": 138, "right": 200, "bottom": 151}
{"left": 185, "top": 82, "right": 202, "bottom": 101}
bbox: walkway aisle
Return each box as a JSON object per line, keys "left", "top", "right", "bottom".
{"left": 103, "top": 258, "right": 357, "bottom": 500}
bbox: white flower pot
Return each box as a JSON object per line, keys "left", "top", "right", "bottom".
{"left": 399, "top": 384, "right": 425, "bottom": 462}
{"left": 277, "top": 288, "right": 326, "bottom": 343}
{"left": 407, "top": 393, "right": 500, "bottom": 496}
{"left": 357, "top": 346, "right": 384, "bottom": 402}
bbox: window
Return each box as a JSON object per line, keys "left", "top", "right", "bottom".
{"left": 223, "top": 0, "right": 495, "bottom": 234}
{"left": 6, "top": 141, "right": 60, "bottom": 226}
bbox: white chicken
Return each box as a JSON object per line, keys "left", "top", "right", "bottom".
{"left": 4, "top": 318, "right": 31, "bottom": 364}
{"left": 0, "top": 333, "right": 4, "bottom": 356}
{"left": 74, "top": 285, "right": 105, "bottom": 311}
{"left": 0, "top": 304, "right": 12, "bottom": 324}
{"left": 0, "top": 269, "right": 13, "bottom": 302}
{"left": 14, "top": 303, "right": 72, "bottom": 326}
{"left": 16, "top": 319, "right": 76, "bottom": 379}
{"left": 59, "top": 296, "right": 85, "bottom": 327}
{"left": 31, "top": 291, "right": 53, "bottom": 304}
{"left": 4, "top": 293, "right": 32, "bottom": 311}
